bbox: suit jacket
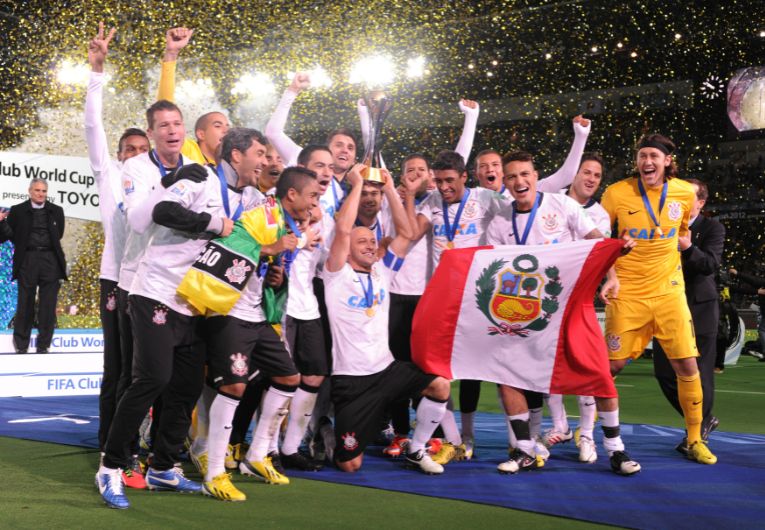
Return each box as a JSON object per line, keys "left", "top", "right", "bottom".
{"left": 0, "top": 199, "right": 67, "bottom": 280}
{"left": 680, "top": 214, "right": 724, "bottom": 334}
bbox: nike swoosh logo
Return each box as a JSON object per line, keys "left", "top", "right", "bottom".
{"left": 628, "top": 210, "right": 640, "bottom": 215}
{"left": 151, "top": 476, "right": 180, "bottom": 486}
{"left": 692, "top": 401, "right": 702, "bottom": 406}
{"left": 224, "top": 425, "right": 232, "bottom": 430}
{"left": 430, "top": 420, "right": 440, "bottom": 424}
{"left": 583, "top": 402, "right": 595, "bottom": 407}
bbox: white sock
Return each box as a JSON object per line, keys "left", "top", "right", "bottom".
{"left": 460, "top": 411, "right": 475, "bottom": 440}
{"left": 529, "top": 407, "right": 543, "bottom": 439}
{"left": 282, "top": 387, "right": 319, "bottom": 455}
{"left": 599, "top": 408, "right": 624, "bottom": 453}
{"left": 409, "top": 398, "right": 447, "bottom": 453}
{"left": 190, "top": 385, "right": 216, "bottom": 455}
{"left": 246, "top": 387, "right": 294, "bottom": 462}
{"left": 439, "top": 409, "right": 463, "bottom": 445}
{"left": 205, "top": 393, "right": 239, "bottom": 482}
{"left": 577, "top": 395, "right": 597, "bottom": 439}
{"left": 268, "top": 419, "right": 281, "bottom": 454}
{"left": 546, "top": 394, "right": 569, "bottom": 433}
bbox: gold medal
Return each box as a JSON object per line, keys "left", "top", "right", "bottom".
{"left": 446, "top": 241, "right": 455, "bottom": 249}
{"left": 365, "top": 307, "right": 376, "bottom": 317}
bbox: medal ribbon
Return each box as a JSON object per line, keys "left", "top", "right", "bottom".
{"left": 216, "top": 164, "right": 243, "bottom": 222}
{"left": 442, "top": 188, "right": 470, "bottom": 244}
{"left": 637, "top": 178, "right": 668, "bottom": 231}
{"left": 511, "top": 192, "right": 541, "bottom": 246}
{"left": 356, "top": 271, "right": 375, "bottom": 311}
{"left": 152, "top": 149, "right": 183, "bottom": 178}
{"left": 282, "top": 205, "right": 302, "bottom": 276}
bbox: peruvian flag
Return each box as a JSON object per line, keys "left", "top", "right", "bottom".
{"left": 411, "top": 239, "right": 624, "bottom": 398}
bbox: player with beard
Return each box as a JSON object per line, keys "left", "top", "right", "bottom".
{"left": 486, "top": 150, "right": 639, "bottom": 476}
{"left": 326, "top": 163, "right": 451, "bottom": 474}
{"left": 85, "top": 22, "right": 151, "bottom": 490}
{"left": 158, "top": 27, "right": 230, "bottom": 166}
{"left": 601, "top": 134, "right": 717, "bottom": 466}
{"left": 474, "top": 116, "right": 591, "bottom": 197}
{"left": 542, "top": 153, "right": 611, "bottom": 462}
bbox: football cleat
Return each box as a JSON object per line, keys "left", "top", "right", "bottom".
{"left": 383, "top": 436, "right": 410, "bottom": 458}
{"left": 96, "top": 468, "right": 130, "bottom": 509}
{"left": 239, "top": 457, "right": 290, "bottom": 485}
{"left": 463, "top": 436, "right": 475, "bottom": 460}
{"left": 702, "top": 416, "right": 720, "bottom": 441}
{"left": 268, "top": 451, "right": 286, "bottom": 474}
{"left": 225, "top": 443, "right": 247, "bottom": 470}
{"left": 203, "top": 472, "right": 246, "bottom": 502}
{"left": 498, "top": 449, "right": 537, "bottom": 474}
{"left": 675, "top": 437, "right": 690, "bottom": 456}
{"left": 426, "top": 438, "right": 443, "bottom": 455}
{"left": 280, "top": 451, "right": 323, "bottom": 471}
{"left": 687, "top": 441, "right": 717, "bottom": 465}
{"left": 578, "top": 436, "right": 597, "bottom": 463}
{"left": 405, "top": 449, "right": 444, "bottom": 475}
{"left": 145, "top": 466, "right": 202, "bottom": 492}
{"left": 434, "top": 442, "right": 469, "bottom": 465}
{"left": 122, "top": 457, "right": 146, "bottom": 489}
{"left": 609, "top": 451, "right": 641, "bottom": 476}
{"left": 534, "top": 440, "right": 550, "bottom": 464}
{"left": 190, "top": 451, "right": 208, "bottom": 477}
{"left": 541, "top": 427, "right": 574, "bottom": 448}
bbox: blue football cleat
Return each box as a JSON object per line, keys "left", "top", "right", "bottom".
{"left": 95, "top": 469, "right": 130, "bottom": 509}
{"left": 145, "top": 465, "right": 202, "bottom": 493}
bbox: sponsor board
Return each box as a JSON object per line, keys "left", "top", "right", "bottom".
{"left": 0, "top": 329, "right": 105, "bottom": 354}
{"left": 0, "top": 151, "right": 100, "bottom": 221}
{"left": 0, "top": 352, "right": 103, "bottom": 397}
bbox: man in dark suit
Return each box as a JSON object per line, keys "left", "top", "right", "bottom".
{"left": 653, "top": 178, "right": 724, "bottom": 452}
{"left": 0, "top": 178, "right": 67, "bottom": 353}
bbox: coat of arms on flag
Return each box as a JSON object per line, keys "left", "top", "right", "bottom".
{"left": 476, "top": 254, "right": 562, "bottom": 336}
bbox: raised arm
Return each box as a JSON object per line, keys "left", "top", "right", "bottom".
{"left": 264, "top": 73, "right": 308, "bottom": 167}
{"left": 157, "top": 27, "right": 193, "bottom": 102}
{"left": 454, "top": 99, "right": 480, "bottom": 163}
{"left": 326, "top": 164, "right": 364, "bottom": 273}
{"left": 380, "top": 168, "right": 413, "bottom": 240}
{"left": 538, "top": 115, "right": 591, "bottom": 192}
{"left": 85, "top": 22, "right": 116, "bottom": 179}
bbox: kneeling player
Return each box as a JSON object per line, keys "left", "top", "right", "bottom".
{"left": 325, "top": 164, "right": 450, "bottom": 474}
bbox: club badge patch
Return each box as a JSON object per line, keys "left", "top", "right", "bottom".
{"left": 463, "top": 200, "right": 479, "bottom": 220}
{"left": 105, "top": 294, "right": 117, "bottom": 312}
{"left": 224, "top": 259, "right": 252, "bottom": 285}
{"left": 152, "top": 307, "right": 168, "bottom": 325}
{"left": 667, "top": 201, "right": 682, "bottom": 221}
{"left": 230, "top": 353, "right": 248, "bottom": 377}
{"left": 342, "top": 432, "right": 359, "bottom": 451}
{"left": 541, "top": 213, "right": 559, "bottom": 232}
{"left": 606, "top": 333, "right": 622, "bottom": 353}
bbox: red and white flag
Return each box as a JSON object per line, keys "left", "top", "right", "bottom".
{"left": 411, "top": 239, "right": 624, "bottom": 398}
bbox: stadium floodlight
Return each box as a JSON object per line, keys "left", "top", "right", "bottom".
{"left": 406, "top": 56, "right": 426, "bottom": 79}
{"left": 349, "top": 55, "right": 395, "bottom": 87}
{"left": 56, "top": 60, "right": 89, "bottom": 87}
{"left": 231, "top": 72, "right": 276, "bottom": 98}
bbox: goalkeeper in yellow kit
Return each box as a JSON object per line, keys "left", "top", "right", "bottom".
{"left": 600, "top": 133, "right": 716, "bottom": 465}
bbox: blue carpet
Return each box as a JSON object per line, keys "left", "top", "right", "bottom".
{"left": 2, "top": 396, "right": 764, "bottom": 529}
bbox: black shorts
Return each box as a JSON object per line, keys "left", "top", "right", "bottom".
{"left": 284, "top": 316, "right": 330, "bottom": 376}
{"left": 203, "top": 315, "right": 298, "bottom": 387}
{"left": 331, "top": 361, "right": 435, "bottom": 462}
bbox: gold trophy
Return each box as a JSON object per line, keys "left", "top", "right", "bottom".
{"left": 360, "top": 90, "right": 393, "bottom": 183}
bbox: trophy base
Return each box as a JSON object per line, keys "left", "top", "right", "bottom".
{"left": 361, "top": 166, "right": 385, "bottom": 183}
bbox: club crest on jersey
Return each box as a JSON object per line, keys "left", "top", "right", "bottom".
{"left": 105, "top": 294, "right": 117, "bottom": 312}
{"left": 224, "top": 259, "right": 252, "bottom": 285}
{"left": 606, "top": 333, "right": 622, "bottom": 353}
{"left": 342, "top": 432, "right": 359, "bottom": 451}
{"left": 152, "top": 307, "right": 168, "bottom": 325}
{"left": 463, "top": 200, "right": 479, "bottom": 220}
{"left": 541, "top": 213, "right": 559, "bottom": 232}
{"left": 476, "top": 254, "right": 562, "bottom": 336}
{"left": 230, "top": 353, "right": 248, "bottom": 377}
{"left": 667, "top": 201, "right": 682, "bottom": 221}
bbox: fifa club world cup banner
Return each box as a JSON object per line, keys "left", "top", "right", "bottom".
{"left": 0, "top": 151, "right": 100, "bottom": 221}
{"left": 411, "top": 239, "right": 625, "bottom": 398}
